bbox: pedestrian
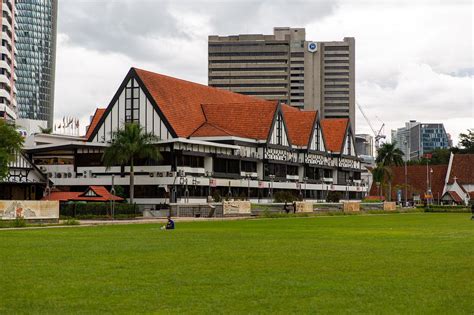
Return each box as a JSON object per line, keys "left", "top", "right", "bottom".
{"left": 471, "top": 203, "right": 474, "bottom": 220}
{"left": 293, "top": 201, "right": 297, "bottom": 214}
{"left": 283, "top": 202, "right": 290, "bottom": 214}
{"left": 161, "top": 216, "right": 175, "bottom": 230}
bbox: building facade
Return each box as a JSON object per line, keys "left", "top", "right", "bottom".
{"left": 15, "top": 0, "right": 57, "bottom": 128}
{"left": 208, "top": 27, "right": 355, "bottom": 129}
{"left": 0, "top": 0, "right": 17, "bottom": 122}
{"left": 25, "top": 68, "right": 368, "bottom": 206}
{"left": 392, "top": 120, "right": 451, "bottom": 161}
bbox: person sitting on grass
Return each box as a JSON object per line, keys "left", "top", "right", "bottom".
{"left": 161, "top": 216, "right": 175, "bottom": 230}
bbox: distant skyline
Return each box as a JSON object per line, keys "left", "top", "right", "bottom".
{"left": 55, "top": 0, "right": 473, "bottom": 146}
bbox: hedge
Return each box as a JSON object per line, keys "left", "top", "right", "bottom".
{"left": 60, "top": 202, "right": 138, "bottom": 218}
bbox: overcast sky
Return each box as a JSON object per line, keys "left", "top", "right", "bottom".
{"left": 55, "top": 0, "right": 473, "bottom": 145}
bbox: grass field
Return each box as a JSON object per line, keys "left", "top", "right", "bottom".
{"left": 1, "top": 213, "right": 473, "bottom": 314}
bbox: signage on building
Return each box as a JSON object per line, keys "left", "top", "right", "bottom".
{"left": 264, "top": 148, "right": 297, "bottom": 162}
{"left": 338, "top": 158, "right": 361, "bottom": 169}
{"left": 308, "top": 42, "right": 318, "bottom": 53}
{"left": 305, "top": 153, "right": 337, "bottom": 167}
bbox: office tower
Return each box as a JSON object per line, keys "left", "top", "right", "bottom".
{"left": 391, "top": 120, "right": 451, "bottom": 161}
{"left": 0, "top": 0, "right": 16, "bottom": 122}
{"left": 208, "top": 27, "right": 355, "bottom": 128}
{"left": 355, "top": 134, "right": 374, "bottom": 157}
{"left": 16, "top": 0, "right": 57, "bottom": 128}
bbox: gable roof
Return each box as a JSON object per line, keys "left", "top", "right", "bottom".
{"left": 199, "top": 101, "right": 278, "bottom": 140}
{"left": 134, "top": 68, "right": 257, "bottom": 138}
{"left": 86, "top": 108, "right": 106, "bottom": 139}
{"left": 282, "top": 106, "right": 316, "bottom": 147}
{"left": 369, "top": 164, "right": 448, "bottom": 200}
{"left": 42, "top": 186, "right": 123, "bottom": 202}
{"left": 448, "top": 154, "right": 474, "bottom": 185}
{"left": 320, "top": 118, "right": 349, "bottom": 153}
{"left": 443, "top": 191, "right": 463, "bottom": 203}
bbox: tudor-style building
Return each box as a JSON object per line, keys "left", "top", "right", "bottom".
{"left": 25, "top": 68, "right": 367, "bottom": 205}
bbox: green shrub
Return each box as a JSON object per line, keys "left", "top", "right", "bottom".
{"left": 423, "top": 205, "right": 470, "bottom": 213}
{"left": 326, "top": 191, "right": 342, "bottom": 203}
{"left": 60, "top": 202, "right": 138, "bottom": 218}
{"left": 63, "top": 218, "right": 80, "bottom": 225}
{"left": 11, "top": 217, "right": 26, "bottom": 228}
{"left": 273, "top": 191, "right": 298, "bottom": 203}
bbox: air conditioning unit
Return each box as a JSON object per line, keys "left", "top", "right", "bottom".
{"left": 83, "top": 170, "right": 88, "bottom": 178}
{"left": 168, "top": 171, "right": 177, "bottom": 177}
{"left": 157, "top": 172, "right": 165, "bottom": 177}
{"left": 39, "top": 166, "right": 46, "bottom": 172}
{"left": 149, "top": 172, "right": 155, "bottom": 177}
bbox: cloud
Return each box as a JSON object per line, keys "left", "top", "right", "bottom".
{"left": 54, "top": 0, "right": 473, "bottom": 145}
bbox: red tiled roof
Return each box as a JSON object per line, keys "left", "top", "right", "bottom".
{"left": 469, "top": 191, "right": 474, "bottom": 199}
{"left": 134, "top": 68, "right": 257, "bottom": 138}
{"left": 369, "top": 164, "right": 448, "bottom": 200}
{"left": 42, "top": 186, "right": 123, "bottom": 202}
{"left": 86, "top": 108, "right": 106, "bottom": 139}
{"left": 199, "top": 101, "right": 278, "bottom": 140}
{"left": 448, "top": 154, "right": 474, "bottom": 185}
{"left": 282, "top": 106, "right": 316, "bottom": 147}
{"left": 191, "top": 122, "right": 232, "bottom": 137}
{"left": 320, "top": 118, "right": 349, "bottom": 152}
{"left": 444, "top": 191, "right": 463, "bottom": 203}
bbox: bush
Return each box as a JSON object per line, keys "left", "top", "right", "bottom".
{"left": 423, "top": 205, "right": 470, "bottom": 213}
{"left": 63, "top": 218, "right": 80, "bottom": 225}
{"left": 11, "top": 217, "right": 26, "bottom": 228}
{"left": 326, "top": 191, "right": 342, "bottom": 202}
{"left": 60, "top": 202, "right": 138, "bottom": 218}
{"left": 273, "top": 191, "right": 298, "bottom": 203}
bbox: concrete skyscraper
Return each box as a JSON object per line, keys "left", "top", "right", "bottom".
{"left": 16, "top": 0, "right": 57, "bottom": 130}
{"left": 208, "top": 27, "right": 355, "bottom": 129}
{"left": 0, "top": 0, "right": 17, "bottom": 122}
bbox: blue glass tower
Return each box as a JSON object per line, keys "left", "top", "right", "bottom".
{"left": 16, "top": 0, "right": 57, "bottom": 127}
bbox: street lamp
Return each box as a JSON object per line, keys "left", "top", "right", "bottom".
{"left": 245, "top": 172, "right": 252, "bottom": 201}
{"left": 303, "top": 176, "right": 308, "bottom": 200}
{"left": 404, "top": 140, "right": 408, "bottom": 207}
{"left": 268, "top": 174, "right": 275, "bottom": 200}
{"left": 205, "top": 171, "right": 213, "bottom": 202}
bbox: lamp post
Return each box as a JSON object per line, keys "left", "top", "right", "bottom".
{"left": 245, "top": 172, "right": 252, "bottom": 201}
{"left": 269, "top": 174, "right": 275, "bottom": 200}
{"left": 110, "top": 174, "right": 115, "bottom": 220}
{"left": 205, "top": 171, "right": 213, "bottom": 203}
{"left": 404, "top": 140, "right": 408, "bottom": 207}
{"left": 303, "top": 176, "right": 308, "bottom": 200}
{"left": 179, "top": 171, "right": 189, "bottom": 203}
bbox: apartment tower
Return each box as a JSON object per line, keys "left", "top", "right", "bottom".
{"left": 16, "top": 0, "right": 57, "bottom": 129}
{"left": 208, "top": 27, "right": 355, "bottom": 128}
{"left": 0, "top": 0, "right": 16, "bottom": 122}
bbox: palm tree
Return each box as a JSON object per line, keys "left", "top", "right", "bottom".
{"left": 372, "top": 164, "right": 392, "bottom": 199}
{"left": 102, "top": 123, "right": 161, "bottom": 204}
{"left": 376, "top": 142, "right": 404, "bottom": 201}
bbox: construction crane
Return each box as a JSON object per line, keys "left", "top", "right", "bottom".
{"left": 356, "top": 101, "right": 386, "bottom": 150}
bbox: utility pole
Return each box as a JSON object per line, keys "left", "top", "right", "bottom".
{"left": 404, "top": 140, "right": 408, "bottom": 207}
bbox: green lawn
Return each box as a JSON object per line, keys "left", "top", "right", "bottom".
{"left": 1, "top": 213, "right": 473, "bottom": 314}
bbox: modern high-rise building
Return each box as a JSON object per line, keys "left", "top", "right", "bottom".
{"left": 15, "top": 0, "right": 57, "bottom": 128}
{"left": 391, "top": 120, "right": 451, "bottom": 161}
{"left": 208, "top": 27, "right": 355, "bottom": 129}
{"left": 0, "top": 0, "right": 17, "bottom": 122}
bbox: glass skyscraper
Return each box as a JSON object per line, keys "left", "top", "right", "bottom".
{"left": 16, "top": 0, "right": 57, "bottom": 127}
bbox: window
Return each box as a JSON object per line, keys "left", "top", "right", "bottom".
{"left": 125, "top": 81, "right": 140, "bottom": 123}
{"left": 241, "top": 160, "right": 257, "bottom": 173}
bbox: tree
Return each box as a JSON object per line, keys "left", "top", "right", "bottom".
{"left": 0, "top": 120, "right": 24, "bottom": 180}
{"left": 458, "top": 129, "right": 474, "bottom": 153}
{"left": 372, "top": 164, "right": 392, "bottom": 199}
{"left": 102, "top": 123, "right": 161, "bottom": 204}
{"left": 376, "top": 142, "right": 404, "bottom": 201}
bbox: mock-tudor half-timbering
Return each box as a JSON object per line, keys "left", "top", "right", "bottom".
{"left": 26, "top": 68, "right": 367, "bottom": 204}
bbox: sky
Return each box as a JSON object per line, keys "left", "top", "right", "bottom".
{"left": 54, "top": 0, "right": 473, "bottom": 145}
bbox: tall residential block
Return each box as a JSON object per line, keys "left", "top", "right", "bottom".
{"left": 0, "top": 0, "right": 17, "bottom": 122}
{"left": 208, "top": 27, "right": 355, "bottom": 129}
{"left": 16, "top": 0, "right": 57, "bottom": 128}
{"left": 391, "top": 120, "right": 451, "bottom": 161}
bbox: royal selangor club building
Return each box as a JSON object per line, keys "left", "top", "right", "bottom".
{"left": 23, "top": 68, "right": 367, "bottom": 206}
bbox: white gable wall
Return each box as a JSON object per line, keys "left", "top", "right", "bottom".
{"left": 343, "top": 132, "right": 356, "bottom": 156}
{"left": 93, "top": 78, "right": 171, "bottom": 143}
{"left": 269, "top": 113, "right": 289, "bottom": 147}
{"left": 309, "top": 122, "right": 325, "bottom": 151}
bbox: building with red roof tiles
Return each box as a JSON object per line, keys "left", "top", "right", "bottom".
{"left": 441, "top": 153, "right": 474, "bottom": 204}
{"left": 25, "top": 68, "right": 367, "bottom": 205}
{"left": 42, "top": 186, "right": 123, "bottom": 203}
